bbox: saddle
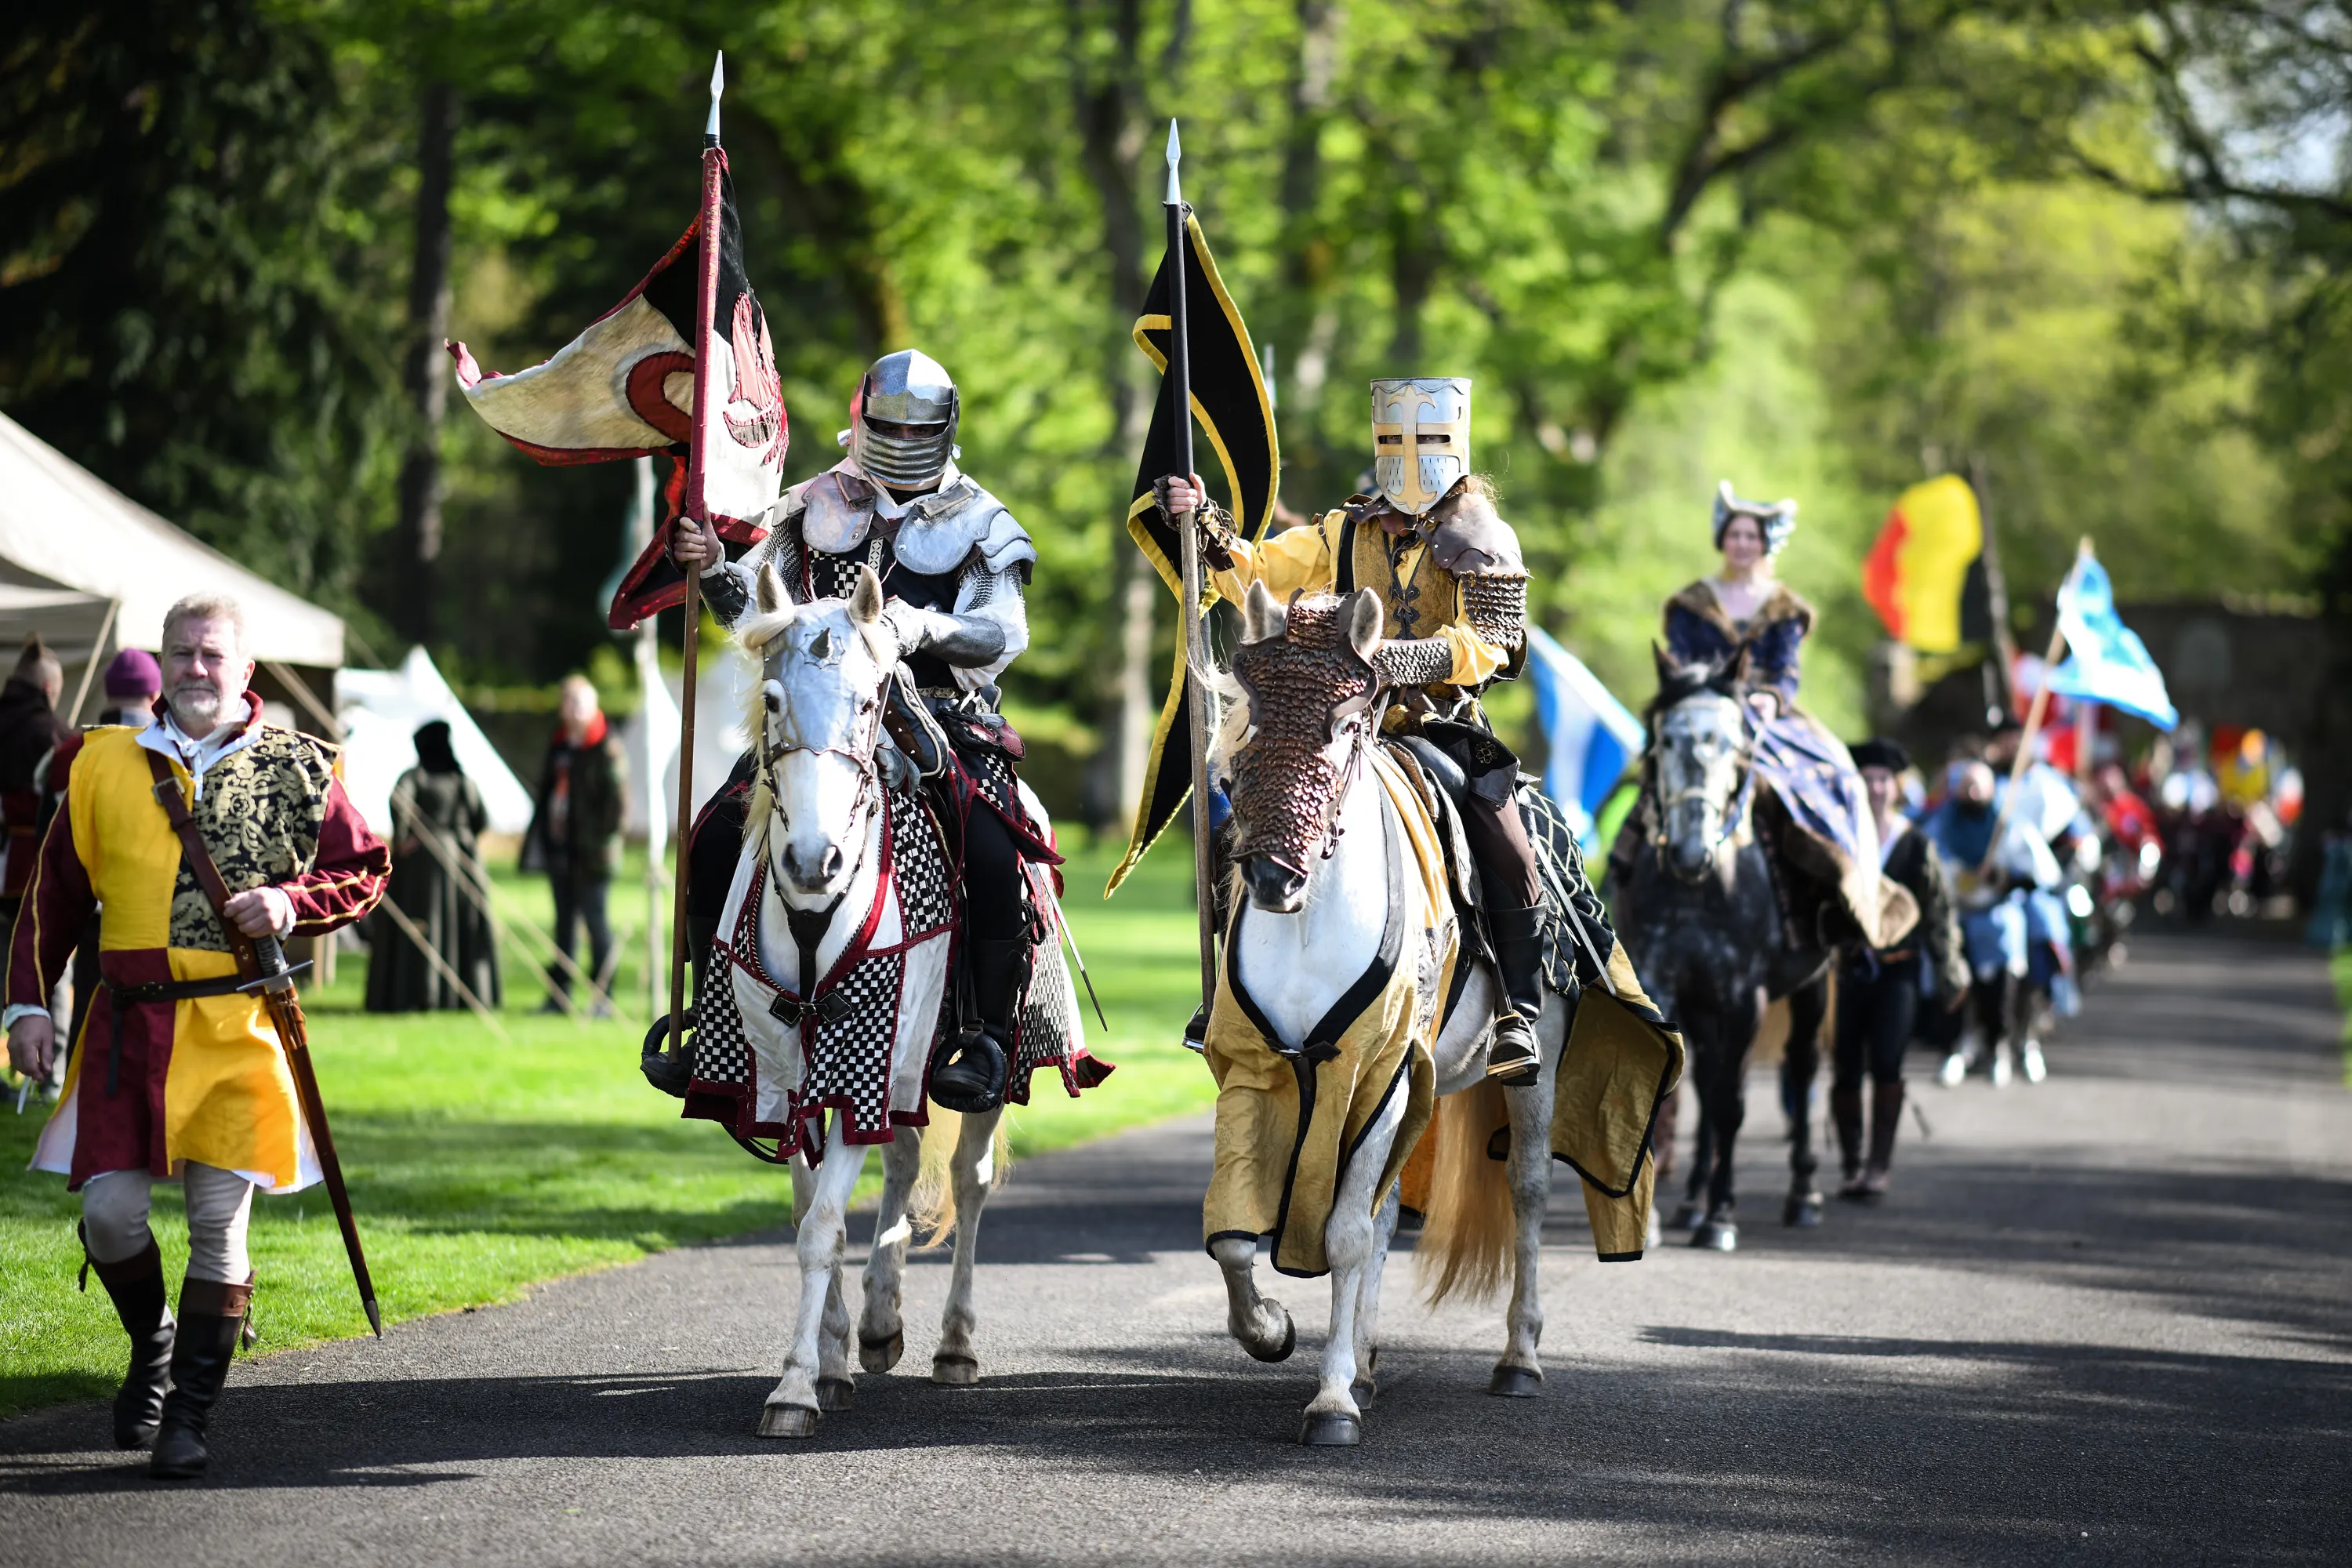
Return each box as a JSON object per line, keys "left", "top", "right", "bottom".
{"left": 1381, "top": 740, "right": 1618, "bottom": 1017}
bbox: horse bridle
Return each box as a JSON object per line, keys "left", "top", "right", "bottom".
{"left": 756, "top": 636, "right": 894, "bottom": 840}
{"left": 1651, "top": 706, "right": 1759, "bottom": 883}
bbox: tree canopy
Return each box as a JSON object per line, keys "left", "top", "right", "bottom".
{"left": 3, "top": 1, "right": 2345, "bottom": 793}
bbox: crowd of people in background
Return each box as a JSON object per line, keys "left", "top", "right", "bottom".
{"left": 1809, "top": 704, "right": 2315, "bottom": 1202}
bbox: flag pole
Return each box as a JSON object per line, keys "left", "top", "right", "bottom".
{"left": 1164, "top": 120, "right": 1218, "bottom": 1022}
{"left": 1976, "top": 536, "right": 2090, "bottom": 877}
{"left": 666, "top": 52, "right": 725, "bottom": 1062}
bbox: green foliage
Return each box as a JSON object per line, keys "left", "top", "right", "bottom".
{"left": 3, "top": 0, "right": 2345, "bottom": 745}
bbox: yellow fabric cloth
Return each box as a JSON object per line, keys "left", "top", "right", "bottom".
{"left": 1203, "top": 750, "right": 1455, "bottom": 1276}
{"left": 38, "top": 728, "right": 314, "bottom": 1192}
{"left": 1548, "top": 941, "right": 1684, "bottom": 1258}
{"left": 1210, "top": 510, "right": 1507, "bottom": 691}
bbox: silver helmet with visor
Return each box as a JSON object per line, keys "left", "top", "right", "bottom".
{"left": 846, "top": 350, "right": 959, "bottom": 490}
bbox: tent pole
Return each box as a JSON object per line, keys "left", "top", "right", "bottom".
{"left": 67, "top": 600, "right": 118, "bottom": 724}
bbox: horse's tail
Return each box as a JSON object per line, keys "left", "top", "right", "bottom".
{"left": 1416, "top": 1076, "right": 1516, "bottom": 1307}
{"left": 908, "top": 1108, "right": 1014, "bottom": 1247}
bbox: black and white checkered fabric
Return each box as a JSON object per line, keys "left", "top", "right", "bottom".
{"left": 690, "top": 962, "right": 755, "bottom": 1094}
{"left": 790, "top": 947, "right": 908, "bottom": 1141}
{"left": 894, "top": 796, "right": 955, "bottom": 935}
{"left": 1006, "top": 924, "right": 1083, "bottom": 1102}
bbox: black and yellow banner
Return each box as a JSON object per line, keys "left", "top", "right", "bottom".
{"left": 1105, "top": 209, "right": 1279, "bottom": 895}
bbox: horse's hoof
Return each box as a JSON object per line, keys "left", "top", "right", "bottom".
{"left": 1487, "top": 1364, "right": 1544, "bottom": 1398}
{"left": 1784, "top": 1192, "right": 1824, "bottom": 1229}
{"left": 1691, "top": 1220, "right": 1739, "bottom": 1251}
{"left": 931, "top": 1352, "right": 980, "bottom": 1387}
{"left": 815, "top": 1376, "right": 855, "bottom": 1412}
{"left": 1298, "top": 1411, "right": 1362, "bottom": 1446}
{"left": 1668, "top": 1201, "right": 1704, "bottom": 1231}
{"left": 1245, "top": 1308, "right": 1297, "bottom": 1365}
{"left": 757, "top": 1403, "right": 818, "bottom": 1439}
{"left": 858, "top": 1330, "right": 904, "bottom": 1374}
{"left": 1350, "top": 1374, "right": 1377, "bottom": 1408}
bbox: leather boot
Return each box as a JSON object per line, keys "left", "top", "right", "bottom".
{"left": 1861, "top": 1082, "right": 1904, "bottom": 1199}
{"left": 1831, "top": 1087, "right": 1866, "bottom": 1199}
{"left": 930, "top": 938, "right": 1026, "bottom": 1114}
{"left": 89, "top": 1236, "right": 175, "bottom": 1450}
{"left": 150, "top": 1276, "right": 252, "bottom": 1481}
{"left": 1484, "top": 903, "right": 1548, "bottom": 1087}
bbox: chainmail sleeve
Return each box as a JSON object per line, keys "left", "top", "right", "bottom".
{"left": 945, "top": 560, "right": 1029, "bottom": 691}
{"left": 1372, "top": 637, "right": 1456, "bottom": 688}
{"left": 1460, "top": 571, "right": 1529, "bottom": 654}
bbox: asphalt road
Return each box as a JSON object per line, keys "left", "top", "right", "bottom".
{"left": 4, "top": 928, "right": 2348, "bottom": 1566}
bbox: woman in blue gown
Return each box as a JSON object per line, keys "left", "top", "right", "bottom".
{"left": 1657, "top": 484, "right": 1908, "bottom": 965}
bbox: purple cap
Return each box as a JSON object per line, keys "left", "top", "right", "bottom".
{"left": 104, "top": 648, "right": 162, "bottom": 699}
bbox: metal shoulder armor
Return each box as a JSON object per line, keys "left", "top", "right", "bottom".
{"left": 894, "top": 477, "right": 1036, "bottom": 578}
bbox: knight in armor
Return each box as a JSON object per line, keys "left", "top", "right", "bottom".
{"left": 669, "top": 350, "right": 1044, "bottom": 1112}
{"left": 1157, "top": 377, "right": 1547, "bottom": 1087}
{"left": 1613, "top": 482, "right": 1904, "bottom": 985}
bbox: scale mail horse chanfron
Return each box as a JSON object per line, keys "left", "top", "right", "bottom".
{"left": 674, "top": 563, "right": 1102, "bottom": 1438}
{"left": 1199, "top": 583, "right": 1679, "bottom": 1446}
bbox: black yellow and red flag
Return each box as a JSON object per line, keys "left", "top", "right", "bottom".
{"left": 1105, "top": 209, "right": 1278, "bottom": 895}
{"left": 1863, "top": 474, "right": 1994, "bottom": 655}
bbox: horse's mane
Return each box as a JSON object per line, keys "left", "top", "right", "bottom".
{"left": 1645, "top": 645, "right": 1748, "bottom": 726}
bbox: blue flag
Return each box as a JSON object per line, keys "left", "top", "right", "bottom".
{"left": 1525, "top": 626, "right": 1645, "bottom": 850}
{"left": 2045, "top": 549, "right": 2177, "bottom": 731}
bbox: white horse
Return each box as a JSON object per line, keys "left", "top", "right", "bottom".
{"left": 724, "top": 562, "right": 1031, "bottom": 1439}
{"left": 1203, "top": 583, "right": 1570, "bottom": 1446}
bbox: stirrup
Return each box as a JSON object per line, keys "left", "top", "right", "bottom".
{"left": 927, "top": 1026, "right": 1008, "bottom": 1114}
{"left": 1485, "top": 1014, "right": 1541, "bottom": 1086}
{"left": 1182, "top": 1005, "right": 1208, "bottom": 1054}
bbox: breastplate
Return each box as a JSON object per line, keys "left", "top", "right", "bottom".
{"left": 804, "top": 537, "right": 964, "bottom": 688}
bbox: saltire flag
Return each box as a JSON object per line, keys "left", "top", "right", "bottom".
{"left": 2045, "top": 547, "right": 2176, "bottom": 731}
{"left": 1863, "top": 475, "right": 1992, "bottom": 654}
{"left": 1105, "top": 209, "right": 1279, "bottom": 895}
{"left": 1524, "top": 627, "right": 1644, "bottom": 853}
{"left": 446, "top": 153, "right": 786, "bottom": 629}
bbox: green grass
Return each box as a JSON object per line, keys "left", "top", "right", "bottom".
{"left": 0, "top": 835, "right": 1212, "bottom": 1418}
{"left": 2334, "top": 947, "right": 2352, "bottom": 1086}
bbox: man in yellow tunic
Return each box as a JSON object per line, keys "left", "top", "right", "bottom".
{"left": 1158, "top": 376, "right": 1548, "bottom": 1084}
{"left": 6, "top": 593, "right": 388, "bottom": 1480}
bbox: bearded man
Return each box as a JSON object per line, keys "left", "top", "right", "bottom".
{"left": 5, "top": 593, "right": 389, "bottom": 1480}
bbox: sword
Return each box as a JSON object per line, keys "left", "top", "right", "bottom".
{"left": 242, "top": 934, "right": 382, "bottom": 1337}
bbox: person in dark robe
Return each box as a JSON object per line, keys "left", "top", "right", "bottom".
{"left": 0, "top": 633, "right": 71, "bottom": 927}
{"left": 365, "top": 720, "right": 501, "bottom": 1012}
{"left": 523, "top": 677, "right": 623, "bottom": 1017}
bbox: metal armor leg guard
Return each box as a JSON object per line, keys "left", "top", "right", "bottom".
{"left": 89, "top": 1236, "right": 175, "bottom": 1450}
{"left": 150, "top": 1276, "right": 253, "bottom": 1481}
{"left": 1484, "top": 902, "right": 1548, "bottom": 1087}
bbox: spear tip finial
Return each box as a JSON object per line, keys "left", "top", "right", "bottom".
{"left": 1164, "top": 118, "right": 1182, "bottom": 205}
{"left": 706, "top": 50, "right": 724, "bottom": 143}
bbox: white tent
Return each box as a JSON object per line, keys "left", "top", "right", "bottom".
{"left": 0, "top": 413, "right": 345, "bottom": 708}
{"left": 336, "top": 648, "right": 535, "bottom": 838}
{"left": 620, "top": 646, "right": 750, "bottom": 838}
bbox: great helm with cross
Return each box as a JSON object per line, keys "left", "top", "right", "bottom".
{"left": 1370, "top": 376, "right": 1471, "bottom": 517}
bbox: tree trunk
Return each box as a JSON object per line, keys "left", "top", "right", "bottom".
{"left": 397, "top": 82, "right": 457, "bottom": 645}
{"left": 1069, "top": 0, "right": 1160, "bottom": 831}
